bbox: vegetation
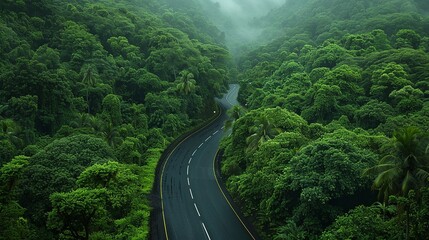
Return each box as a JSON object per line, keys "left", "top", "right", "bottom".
{"left": 0, "top": 0, "right": 230, "bottom": 239}
{"left": 220, "top": 0, "right": 429, "bottom": 239}
{"left": 1, "top": 0, "right": 429, "bottom": 239}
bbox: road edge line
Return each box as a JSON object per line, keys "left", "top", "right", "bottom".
{"left": 212, "top": 149, "right": 258, "bottom": 240}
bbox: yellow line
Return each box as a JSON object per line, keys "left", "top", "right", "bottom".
{"left": 212, "top": 150, "right": 257, "bottom": 240}
{"left": 160, "top": 106, "right": 222, "bottom": 240}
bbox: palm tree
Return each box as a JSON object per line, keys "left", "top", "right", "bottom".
{"left": 100, "top": 122, "right": 122, "bottom": 147}
{"left": 364, "top": 126, "right": 429, "bottom": 240}
{"left": 225, "top": 105, "right": 246, "bottom": 130}
{"left": 82, "top": 65, "right": 97, "bottom": 113}
{"left": 246, "top": 115, "right": 281, "bottom": 152}
{"left": 364, "top": 127, "right": 429, "bottom": 201}
{"left": 176, "top": 70, "right": 196, "bottom": 95}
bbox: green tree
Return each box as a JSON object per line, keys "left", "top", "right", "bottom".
{"left": 370, "top": 63, "right": 412, "bottom": 101}
{"left": 0, "top": 156, "right": 29, "bottom": 202}
{"left": 7, "top": 95, "right": 38, "bottom": 144}
{"left": 246, "top": 115, "right": 281, "bottom": 152}
{"left": 395, "top": 29, "right": 421, "bottom": 49}
{"left": 0, "top": 156, "right": 31, "bottom": 240}
{"left": 354, "top": 100, "right": 394, "bottom": 129}
{"left": 225, "top": 105, "right": 246, "bottom": 130}
{"left": 320, "top": 205, "right": 396, "bottom": 240}
{"left": 301, "top": 83, "right": 342, "bottom": 123}
{"left": 389, "top": 85, "right": 424, "bottom": 113}
{"left": 47, "top": 188, "right": 107, "bottom": 240}
{"left": 364, "top": 127, "right": 429, "bottom": 201}
{"left": 82, "top": 65, "right": 98, "bottom": 113}
{"left": 21, "top": 134, "right": 114, "bottom": 224}
{"left": 102, "top": 94, "right": 122, "bottom": 126}
{"left": 176, "top": 70, "right": 196, "bottom": 95}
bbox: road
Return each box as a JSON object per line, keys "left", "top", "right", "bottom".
{"left": 160, "top": 84, "right": 256, "bottom": 240}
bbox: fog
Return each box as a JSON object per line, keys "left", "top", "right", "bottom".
{"left": 211, "top": 0, "right": 285, "bottom": 19}
{"left": 197, "top": 0, "right": 286, "bottom": 51}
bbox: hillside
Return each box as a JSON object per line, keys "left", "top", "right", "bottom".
{"left": 220, "top": 0, "right": 429, "bottom": 239}
{"left": 0, "top": 0, "right": 230, "bottom": 239}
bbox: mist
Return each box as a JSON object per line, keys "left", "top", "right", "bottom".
{"left": 197, "top": 0, "right": 286, "bottom": 51}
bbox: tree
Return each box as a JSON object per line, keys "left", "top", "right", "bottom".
{"left": 176, "top": 70, "right": 196, "bottom": 95}
{"left": 395, "top": 29, "right": 421, "bottom": 49}
{"left": 47, "top": 188, "right": 107, "bottom": 240}
{"left": 320, "top": 205, "right": 396, "bottom": 240}
{"left": 7, "top": 95, "right": 38, "bottom": 144}
{"left": 246, "top": 114, "right": 281, "bottom": 152}
{"left": 0, "top": 156, "right": 31, "bottom": 240}
{"left": 225, "top": 105, "right": 246, "bottom": 130}
{"left": 354, "top": 100, "right": 394, "bottom": 129}
{"left": 21, "top": 134, "right": 114, "bottom": 224}
{"left": 301, "top": 83, "right": 342, "bottom": 123}
{"left": 370, "top": 63, "right": 412, "bottom": 101}
{"left": 389, "top": 85, "right": 424, "bottom": 113}
{"left": 101, "top": 94, "right": 122, "bottom": 126}
{"left": 82, "top": 65, "right": 98, "bottom": 113}
{"left": 0, "top": 156, "right": 29, "bottom": 203}
{"left": 364, "top": 127, "right": 429, "bottom": 201}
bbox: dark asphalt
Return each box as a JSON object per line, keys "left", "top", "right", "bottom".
{"left": 160, "top": 84, "right": 255, "bottom": 240}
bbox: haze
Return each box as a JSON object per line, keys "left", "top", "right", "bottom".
{"left": 198, "top": 0, "right": 286, "bottom": 51}
{"left": 212, "top": 0, "right": 285, "bottom": 18}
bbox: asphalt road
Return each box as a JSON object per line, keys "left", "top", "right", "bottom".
{"left": 160, "top": 84, "right": 256, "bottom": 240}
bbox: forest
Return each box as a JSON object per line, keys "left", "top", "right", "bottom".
{"left": 1, "top": 0, "right": 429, "bottom": 239}
{"left": 0, "top": 0, "right": 230, "bottom": 239}
{"left": 220, "top": 0, "right": 429, "bottom": 239}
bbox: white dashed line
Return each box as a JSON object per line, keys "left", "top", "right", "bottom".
{"left": 213, "top": 130, "right": 219, "bottom": 135}
{"left": 187, "top": 165, "right": 189, "bottom": 175}
{"left": 202, "top": 223, "right": 212, "bottom": 240}
{"left": 192, "top": 150, "right": 197, "bottom": 156}
{"left": 194, "top": 203, "right": 201, "bottom": 217}
{"left": 221, "top": 126, "right": 225, "bottom": 130}
{"left": 188, "top": 158, "right": 192, "bottom": 164}
{"left": 187, "top": 177, "right": 190, "bottom": 186}
{"left": 205, "top": 136, "right": 211, "bottom": 142}
{"left": 189, "top": 188, "right": 194, "bottom": 199}
{"left": 198, "top": 143, "right": 203, "bottom": 148}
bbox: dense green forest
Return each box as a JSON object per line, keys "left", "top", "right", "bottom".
{"left": 0, "top": 0, "right": 230, "bottom": 239}
{"left": 1, "top": 0, "right": 429, "bottom": 239}
{"left": 220, "top": 0, "right": 429, "bottom": 239}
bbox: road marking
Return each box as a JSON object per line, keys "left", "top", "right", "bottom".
{"left": 205, "top": 136, "right": 211, "bottom": 142}
{"left": 221, "top": 126, "right": 225, "bottom": 130}
{"left": 202, "top": 223, "right": 212, "bottom": 240}
{"left": 160, "top": 94, "right": 225, "bottom": 240}
{"left": 188, "top": 158, "right": 192, "bottom": 164}
{"left": 194, "top": 203, "right": 201, "bottom": 217}
{"left": 212, "top": 150, "right": 257, "bottom": 240}
{"left": 192, "top": 150, "right": 196, "bottom": 156}
{"left": 187, "top": 165, "right": 189, "bottom": 176}
{"left": 213, "top": 130, "right": 219, "bottom": 135}
{"left": 187, "top": 177, "right": 190, "bottom": 186}
{"left": 189, "top": 188, "right": 194, "bottom": 199}
{"left": 198, "top": 143, "right": 203, "bottom": 148}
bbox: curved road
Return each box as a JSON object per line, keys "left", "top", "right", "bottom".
{"left": 160, "top": 84, "right": 256, "bottom": 240}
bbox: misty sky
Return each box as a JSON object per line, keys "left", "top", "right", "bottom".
{"left": 210, "top": 0, "right": 285, "bottom": 19}
{"left": 200, "top": 0, "right": 286, "bottom": 48}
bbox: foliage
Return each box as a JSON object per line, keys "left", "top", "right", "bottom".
{"left": 0, "top": 0, "right": 230, "bottom": 238}
{"left": 220, "top": 0, "right": 429, "bottom": 239}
